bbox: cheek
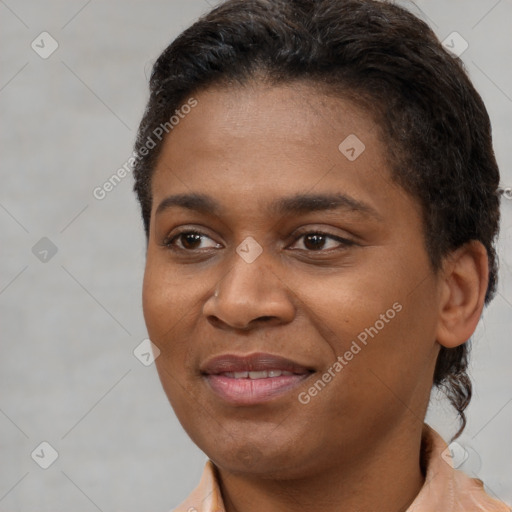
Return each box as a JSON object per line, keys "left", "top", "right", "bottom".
{"left": 299, "top": 253, "right": 439, "bottom": 410}
{"left": 323, "top": 285, "right": 439, "bottom": 424}
{"left": 296, "top": 265, "right": 402, "bottom": 349}
{"left": 142, "top": 256, "right": 192, "bottom": 343}
{"left": 142, "top": 262, "right": 169, "bottom": 341}
{"left": 142, "top": 257, "right": 203, "bottom": 384}
{"left": 142, "top": 262, "right": 197, "bottom": 412}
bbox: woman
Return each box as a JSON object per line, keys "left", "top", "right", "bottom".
{"left": 132, "top": 0, "right": 510, "bottom": 510}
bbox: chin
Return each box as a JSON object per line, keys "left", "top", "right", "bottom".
{"left": 199, "top": 436, "right": 314, "bottom": 479}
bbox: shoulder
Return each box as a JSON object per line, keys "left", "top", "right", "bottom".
{"left": 407, "top": 424, "right": 510, "bottom": 512}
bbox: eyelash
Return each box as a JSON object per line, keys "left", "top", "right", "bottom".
{"left": 162, "top": 228, "right": 356, "bottom": 253}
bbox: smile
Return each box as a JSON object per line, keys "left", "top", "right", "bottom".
{"left": 201, "top": 352, "right": 314, "bottom": 405}
{"left": 220, "top": 370, "right": 295, "bottom": 379}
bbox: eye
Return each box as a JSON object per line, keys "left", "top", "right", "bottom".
{"left": 162, "top": 228, "right": 356, "bottom": 253}
{"left": 163, "top": 230, "right": 221, "bottom": 251}
{"left": 288, "top": 230, "right": 355, "bottom": 252}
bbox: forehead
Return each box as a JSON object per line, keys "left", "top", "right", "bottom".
{"left": 150, "top": 81, "right": 416, "bottom": 224}
{"left": 163, "top": 81, "right": 378, "bottom": 156}
{"left": 154, "top": 82, "right": 387, "bottom": 175}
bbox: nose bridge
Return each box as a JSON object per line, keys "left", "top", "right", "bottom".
{"left": 203, "top": 236, "right": 295, "bottom": 329}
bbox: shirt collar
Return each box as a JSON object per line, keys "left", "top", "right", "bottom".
{"left": 173, "top": 423, "right": 510, "bottom": 512}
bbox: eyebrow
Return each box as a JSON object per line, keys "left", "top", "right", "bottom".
{"left": 155, "top": 192, "right": 382, "bottom": 220}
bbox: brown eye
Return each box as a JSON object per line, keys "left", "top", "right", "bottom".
{"left": 164, "top": 230, "right": 221, "bottom": 251}
{"left": 289, "top": 231, "right": 355, "bottom": 252}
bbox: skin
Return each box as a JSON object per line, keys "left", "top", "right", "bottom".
{"left": 142, "top": 81, "right": 488, "bottom": 512}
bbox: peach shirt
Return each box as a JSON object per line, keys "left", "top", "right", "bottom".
{"left": 172, "top": 424, "right": 510, "bottom": 512}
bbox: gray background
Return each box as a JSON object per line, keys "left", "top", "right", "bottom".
{"left": 0, "top": 0, "right": 511, "bottom": 510}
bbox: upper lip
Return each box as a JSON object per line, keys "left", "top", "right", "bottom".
{"left": 200, "top": 352, "right": 313, "bottom": 375}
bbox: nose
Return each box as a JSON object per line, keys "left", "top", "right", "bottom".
{"left": 202, "top": 249, "right": 296, "bottom": 331}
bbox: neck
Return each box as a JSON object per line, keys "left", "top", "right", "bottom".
{"left": 216, "top": 420, "right": 425, "bottom": 512}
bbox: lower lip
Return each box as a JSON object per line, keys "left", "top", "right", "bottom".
{"left": 205, "top": 374, "right": 311, "bottom": 405}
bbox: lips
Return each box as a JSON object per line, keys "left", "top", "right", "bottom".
{"left": 201, "top": 352, "right": 314, "bottom": 405}
{"left": 201, "top": 352, "right": 313, "bottom": 376}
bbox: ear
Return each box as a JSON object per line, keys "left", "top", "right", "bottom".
{"left": 436, "top": 241, "right": 489, "bottom": 349}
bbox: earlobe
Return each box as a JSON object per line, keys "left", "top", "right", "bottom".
{"left": 436, "top": 241, "right": 489, "bottom": 349}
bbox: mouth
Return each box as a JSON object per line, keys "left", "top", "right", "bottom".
{"left": 200, "top": 352, "right": 314, "bottom": 405}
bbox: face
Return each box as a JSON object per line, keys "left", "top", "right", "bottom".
{"left": 143, "top": 82, "right": 442, "bottom": 479}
